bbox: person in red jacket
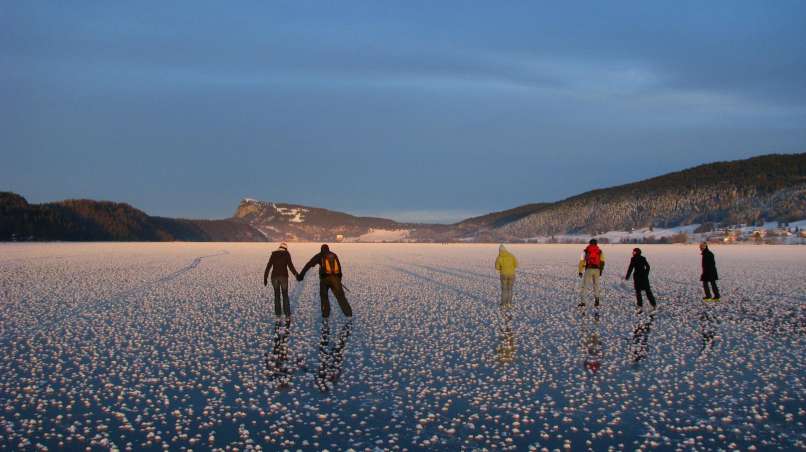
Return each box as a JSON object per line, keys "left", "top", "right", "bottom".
{"left": 578, "top": 239, "right": 605, "bottom": 307}
{"left": 298, "top": 244, "right": 353, "bottom": 318}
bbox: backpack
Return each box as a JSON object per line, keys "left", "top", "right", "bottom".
{"left": 321, "top": 253, "right": 341, "bottom": 275}
{"left": 585, "top": 245, "right": 602, "bottom": 268}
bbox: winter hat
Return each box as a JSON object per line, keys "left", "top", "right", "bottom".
{"left": 589, "top": 238, "right": 598, "bottom": 245}
{"left": 633, "top": 248, "right": 641, "bottom": 255}
{"left": 499, "top": 244, "right": 508, "bottom": 253}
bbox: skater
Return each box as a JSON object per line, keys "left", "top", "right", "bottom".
{"left": 699, "top": 242, "right": 720, "bottom": 301}
{"left": 263, "top": 242, "right": 299, "bottom": 317}
{"left": 495, "top": 244, "right": 518, "bottom": 307}
{"left": 578, "top": 239, "right": 605, "bottom": 307}
{"left": 625, "top": 248, "right": 657, "bottom": 313}
{"left": 298, "top": 244, "right": 353, "bottom": 318}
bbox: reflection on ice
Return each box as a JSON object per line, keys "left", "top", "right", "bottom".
{"left": 699, "top": 310, "right": 720, "bottom": 357}
{"left": 315, "top": 318, "right": 352, "bottom": 392}
{"left": 0, "top": 243, "right": 804, "bottom": 450}
{"left": 265, "top": 317, "right": 306, "bottom": 388}
{"left": 630, "top": 312, "right": 655, "bottom": 364}
{"left": 496, "top": 307, "right": 516, "bottom": 364}
{"left": 578, "top": 307, "right": 604, "bottom": 373}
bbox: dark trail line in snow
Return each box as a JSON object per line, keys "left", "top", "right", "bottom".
{"left": 387, "top": 257, "right": 570, "bottom": 296}
{"left": 0, "top": 254, "right": 83, "bottom": 264}
{"left": 14, "top": 250, "right": 231, "bottom": 341}
{"left": 385, "top": 263, "right": 493, "bottom": 307}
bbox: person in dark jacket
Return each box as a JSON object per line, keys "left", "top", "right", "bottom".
{"left": 298, "top": 244, "right": 353, "bottom": 318}
{"left": 263, "top": 242, "right": 299, "bottom": 317}
{"left": 625, "top": 247, "right": 657, "bottom": 312}
{"left": 699, "top": 242, "right": 720, "bottom": 301}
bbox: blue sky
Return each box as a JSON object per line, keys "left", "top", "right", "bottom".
{"left": 2, "top": 1, "right": 805, "bottom": 223}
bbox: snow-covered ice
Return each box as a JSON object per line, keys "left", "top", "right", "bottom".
{"left": 0, "top": 242, "right": 804, "bottom": 450}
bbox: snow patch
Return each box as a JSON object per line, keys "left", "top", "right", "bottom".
{"left": 351, "top": 229, "right": 411, "bottom": 242}
{"left": 272, "top": 205, "right": 309, "bottom": 223}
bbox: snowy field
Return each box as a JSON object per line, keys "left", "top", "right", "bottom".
{"left": 1, "top": 243, "right": 805, "bottom": 451}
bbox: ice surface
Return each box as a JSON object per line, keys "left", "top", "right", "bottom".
{"left": 1, "top": 243, "right": 804, "bottom": 450}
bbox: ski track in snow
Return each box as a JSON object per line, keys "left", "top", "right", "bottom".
{"left": 0, "top": 242, "right": 804, "bottom": 451}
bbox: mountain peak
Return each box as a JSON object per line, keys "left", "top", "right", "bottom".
{"left": 4, "top": 153, "right": 803, "bottom": 242}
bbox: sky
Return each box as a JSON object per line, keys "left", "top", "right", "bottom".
{"left": 2, "top": 1, "right": 806, "bottom": 223}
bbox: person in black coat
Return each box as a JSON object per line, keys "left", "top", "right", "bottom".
{"left": 699, "top": 242, "right": 720, "bottom": 300}
{"left": 625, "top": 248, "right": 657, "bottom": 312}
{"left": 263, "top": 242, "right": 299, "bottom": 317}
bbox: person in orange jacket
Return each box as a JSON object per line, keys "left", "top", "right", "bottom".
{"left": 298, "top": 244, "right": 353, "bottom": 318}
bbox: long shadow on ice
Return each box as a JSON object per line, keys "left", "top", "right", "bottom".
{"left": 386, "top": 265, "right": 489, "bottom": 304}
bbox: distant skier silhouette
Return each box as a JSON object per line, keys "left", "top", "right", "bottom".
{"left": 263, "top": 242, "right": 299, "bottom": 317}
{"left": 495, "top": 244, "right": 518, "bottom": 307}
{"left": 299, "top": 244, "right": 353, "bottom": 318}
{"left": 699, "top": 242, "right": 720, "bottom": 301}
{"left": 578, "top": 239, "right": 605, "bottom": 307}
{"left": 625, "top": 248, "right": 657, "bottom": 313}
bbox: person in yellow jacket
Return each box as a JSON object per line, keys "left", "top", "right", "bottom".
{"left": 495, "top": 244, "right": 518, "bottom": 306}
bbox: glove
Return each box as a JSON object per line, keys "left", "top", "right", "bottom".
{"left": 263, "top": 279, "right": 268, "bottom": 286}
{"left": 578, "top": 272, "right": 583, "bottom": 278}
{"left": 296, "top": 274, "right": 303, "bottom": 282}
{"left": 624, "top": 276, "right": 629, "bottom": 281}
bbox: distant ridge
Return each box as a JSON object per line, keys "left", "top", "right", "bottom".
{"left": 497, "top": 153, "right": 806, "bottom": 239}
{"left": 2, "top": 152, "right": 804, "bottom": 242}
{"left": 0, "top": 193, "right": 265, "bottom": 242}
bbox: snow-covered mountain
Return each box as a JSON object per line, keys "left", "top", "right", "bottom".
{"left": 231, "top": 199, "right": 425, "bottom": 242}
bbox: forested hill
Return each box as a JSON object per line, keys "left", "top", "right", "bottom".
{"left": 3, "top": 153, "right": 804, "bottom": 242}
{"left": 0, "top": 193, "right": 266, "bottom": 242}
{"left": 497, "top": 153, "right": 806, "bottom": 238}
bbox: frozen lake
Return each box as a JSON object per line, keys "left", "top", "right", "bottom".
{"left": 1, "top": 243, "right": 804, "bottom": 451}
